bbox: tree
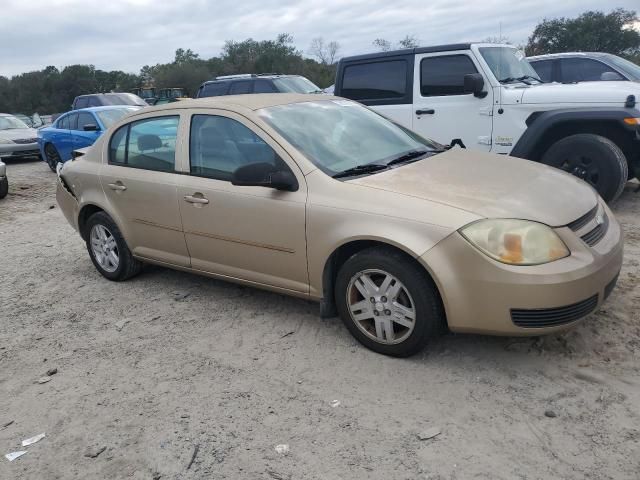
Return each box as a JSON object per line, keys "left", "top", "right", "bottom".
{"left": 526, "top": 9, "right": 640, "bottom": 57}
{"left": 372, "top": 38, "right": 392, "bottom": 52}
{"left": 398, "top": 35, "right": 419, "bottom": 49}
{"left": 308, "top": 37, "right": 341, "bottom": 65}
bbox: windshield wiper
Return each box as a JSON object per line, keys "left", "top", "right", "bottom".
{"left": 332, "top": 163, "right": 388, "bottom": 179}
{"left": 499, "top": 76, "right": 531, "bottom": 85}
{"left": 386, "top": 149, "right": 432, "bottom": 166}
{"left": 518, "top": 75, "right": 543, "bottom": 83}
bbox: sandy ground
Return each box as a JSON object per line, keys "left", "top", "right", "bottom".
{"left": 0, "top": 158, "right": 639, "bottom": 480}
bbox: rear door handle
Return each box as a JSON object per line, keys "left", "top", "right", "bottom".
{"left": 416, "top": 109, "right": 435, "bottom": 115}
{"left": 107, "top": 182, "right": 127, "bottom": 191}
{"left": 184, "top": 195, "right": 209, "bottom": 205}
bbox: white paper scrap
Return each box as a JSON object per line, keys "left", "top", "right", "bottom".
{"left": 5, "top": 451, "right": 27, "bottom": 461}
{"left": 22, "top": 433, "right": 45, "bottom": 447}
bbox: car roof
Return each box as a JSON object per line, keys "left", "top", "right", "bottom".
{"left": 75, "top": 105, "right": 142, "bottom": 113}
{"left": 130, "top": 93, "right": 335, "bottom": 114}
{"left": 201, "top": 74, "right": 299, "bottom": 85}
{"left": 528, "top": 52, "right": 611, "bottom": 60}
{"left": 340, "top": 43, "right": 473, "bottom": 62}
{"left": 75, "top": 92, "right": 138, "bottom": 98}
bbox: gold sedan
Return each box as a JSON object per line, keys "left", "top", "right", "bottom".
{"left": 56, "top": 94, "right": 623, "bottom": 356}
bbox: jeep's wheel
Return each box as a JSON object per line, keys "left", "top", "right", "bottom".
{"left": 541, "top": 134, "right": 628, "bottom": 203}
{"left": 335, "top": 247, "right": 444, "bottom": 357}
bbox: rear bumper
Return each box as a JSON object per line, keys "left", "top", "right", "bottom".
{"left": 421, "top": 205, "right": 623, "bottom": 335}
{"left": 56, "top": 170, "right": 80, "bottom": 232}
{"left": 0, "top": 142, "right": 40, "bottom": 158}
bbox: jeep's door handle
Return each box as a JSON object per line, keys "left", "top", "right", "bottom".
{"left": 184, "top": 194, "right": 209, "bottom": 205}
{"left": 107, "top": 182, "right": 127, "bottom": 191}
{"left": 416, "top": 109, "right": 435, "bottom": 115}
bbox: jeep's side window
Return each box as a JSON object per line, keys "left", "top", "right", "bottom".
{"left": 229, "top": 81, "right": 252, "bottom": 95}
{"left": 420, "top": 55, "right": 478, "bottom": 96}
{"left": 342, "top": 60, "right": 407, "bottom": 100}
{"left": 200, "top": 82, "right": 229, "bottom": 98}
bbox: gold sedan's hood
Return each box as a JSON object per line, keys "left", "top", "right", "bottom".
{"left": 350, "top": 148, "right": 598, "bottom": 227}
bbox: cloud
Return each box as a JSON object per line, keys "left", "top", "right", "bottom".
{"left": 1, "top": 0, "right": 638, "bottom": 76}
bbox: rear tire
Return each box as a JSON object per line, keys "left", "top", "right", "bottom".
{"left": 334, "top": 247, "right": 444, "bottom": 357}
{"left": 0, "top": 176, "right": 8, "bottom": 199}
{"left": 541, "top": 134, "right": 628, "bottom": 203}
{"left": 85, "top": 211, "right": 142, "bottom": 281}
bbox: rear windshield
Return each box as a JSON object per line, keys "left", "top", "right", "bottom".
{"left": 95, "top": 107, "right": 140, "bottom": 128}
{"left": 87, "top": 94, "right": 147, "bottom": 106}
{"left": 272, "top": 76, "right": 322, "bottom": 94}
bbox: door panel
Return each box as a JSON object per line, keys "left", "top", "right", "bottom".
{"left": 177, "top": 111, "right": 308, "bottom": 292}
{"left": 412, "top": 52, "right": 494, "bottom": 150}
{"left": 99, "top": 115, "right": 190, "bottom": 267}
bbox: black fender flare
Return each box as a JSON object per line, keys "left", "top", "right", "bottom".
{"left": 510, "top": 107, "right": 640, "bottom": 161}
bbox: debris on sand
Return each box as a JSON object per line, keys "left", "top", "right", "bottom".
{"left": 544, "top": 410, "right": 557, "bottom": 418}
{"left": 84, "top": 446, "right": 107, "bottom": 458}
{"left": 22, "top": 433, "right": 45, "bottom": 446}
{"left": 36, "top": 376, "right": 51, "bottom": 384}
{"left": 115, "top": 319, "right": 130, "bottom": 331}
{"left": 46, "top": 368, "right": 58, "bottom": 376}
{"left": 187, "top": 444, "right": 200, "bottom": 470}
{"left": 418, "top": 427, "right": 441, "bottom": 441}
{"left": 330, "top": 400, "right": 341, "bottom": 408}
{"left": 172, "top": 291, "right": 191, "bottom": 301}
{"left": 274, "top": 444, "right": 290, "bottom": 455}
{"left": 5, "top": 451, "right": 27, "bottom": 462}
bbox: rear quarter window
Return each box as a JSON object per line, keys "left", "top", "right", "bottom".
{"left": 341, "top": 60, "right": 410, "bottom": 104}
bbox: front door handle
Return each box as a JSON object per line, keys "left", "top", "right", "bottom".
{"left": 107, "top": 182, "right": 127, "bottom": 191}
{"left": 184, "top": 194, "right": 209, "bottom": 205}
{"left": 416, "top": 109, "right": 435, "bottom": 115}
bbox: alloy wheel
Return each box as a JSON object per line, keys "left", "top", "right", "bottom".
{"left": 346, "top": 269, "right": 416, "bottom": 345}
{"left": 90, "top": 224, "right": 119, "bottom": 273}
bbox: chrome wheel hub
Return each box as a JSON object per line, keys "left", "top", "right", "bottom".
{"left": 346, "top": 269, "right": 416, "bottom": 345}
{"left": 90, "top": 224, "right": 119, "bottom": 273}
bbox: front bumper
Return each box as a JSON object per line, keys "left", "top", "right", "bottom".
{"left": 0, "top": 142, "right": 40, "bottom": 158}
{"left": 421, "top": 204, "right": 623, "bottom": 335}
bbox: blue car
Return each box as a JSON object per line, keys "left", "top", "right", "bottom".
{"left": 38, "top": 106, "right": 141, "bottom": 171}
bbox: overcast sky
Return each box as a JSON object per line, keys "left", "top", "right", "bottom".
{"left": 1, "top": 0, "right": 638, "bottom": 76}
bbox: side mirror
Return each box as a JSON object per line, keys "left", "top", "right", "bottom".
{"left": 83, "top": 124, "right": 99, "bottom": 132}
{"left": 232, "top": 162, "right": 298, "bottom": 192}
{"left": 464, "top": 73, "right": 486, "bottom": 98}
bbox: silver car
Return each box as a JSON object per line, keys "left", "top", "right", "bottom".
{"left": 0, "top": 114, "right": 40, "bottom": 160}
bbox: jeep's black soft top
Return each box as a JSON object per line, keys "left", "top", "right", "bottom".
{"left": 339, "top": 43, "right": 472, "bottom": 63}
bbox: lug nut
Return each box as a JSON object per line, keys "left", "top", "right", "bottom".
{"left": 381, "top": 296, "right": 387, "bottom": 302}
{"left": 373, "top": 311, "right": 379, "bottom": 316}
{"left": 384, "top": 309, "right": 391, "bottom": 315}
{"left": 370, "top": 297, "right": 375, "bottom": 303}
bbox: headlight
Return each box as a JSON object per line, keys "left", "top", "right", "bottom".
{"left": 460, "top": 219, "right": 569, "bottom": 265}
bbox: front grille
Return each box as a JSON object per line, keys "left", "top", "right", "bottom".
{"left": 511, "top": 295, "right": 598, "bottom": 328}
{"left": 567, "top": 205, "right": 597, "bottom": 231}
{"left": 13, "top": 138, "right": 38, "bottom": 144}
{"left": 581, "top": 212, "right": 609, "bottom": 246}
{"left": 604, "top": 273, "right": 619, "bottom": 300}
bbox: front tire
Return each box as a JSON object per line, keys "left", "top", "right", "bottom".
{"left": 334, "top": 247, "right": 444, "bottom": 357}
{"left": 44, "top": 143, "right": 62, "bottom": 173}
{"left": 85, "top": 212, "right": 142, "bottom": 281}
{"left": 541, "top": 134, "right": 628, "bottom": 203}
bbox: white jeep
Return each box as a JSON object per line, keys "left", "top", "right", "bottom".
{"left": 334, "top": 43, "right": 640, "bottom": 202}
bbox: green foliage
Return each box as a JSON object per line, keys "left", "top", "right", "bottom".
{"left": 526, "top": 9, "right": 640, "bottom": 57}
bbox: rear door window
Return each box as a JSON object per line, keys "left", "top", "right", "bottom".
{"left": 108, "top": 116, "right": 179, "bottom": 172}
{"left": 229, "top": 81, "right": 252, "bottom": 95}
{"left": 199, "top": 82, "right": 229, "bottom": 97}
{"left": 420, "top": 55, "right": 478, "bottom": 96}
{"left": 341, "top": 60, "right": 408, "bottom": 101}
{"left": 67, "top": 113, "right": 79, "bottom": 131}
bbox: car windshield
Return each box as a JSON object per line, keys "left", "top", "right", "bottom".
{"left": 604, "top": 54, "right": 640, "bottom": 81}
{"left": 479, "top": 46, "right": 542, "bottom": 83}
{"left": 272, "top": 76, "right": 323, "bottom": 93}
{"left": 95, "top": 107, "right": 140, "bottom": 128}
{"left": 0, "top": 115, "right": 29, "bottom": 130}
{"left": 257, "top": 100, "right": 439, "bottom": 176}
{"left": 100, "top": 94, "right": 147, "bottom": 106}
